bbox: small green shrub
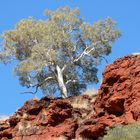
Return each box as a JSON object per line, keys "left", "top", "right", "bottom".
{"left": 100, "top": 123, "right": 140, "bottom": 140}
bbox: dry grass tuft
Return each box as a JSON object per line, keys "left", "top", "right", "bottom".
{"left": 71, "top": 97, "right": 90, "bottom": 109}
{"left": 83, "top": 89, "right": 98, "bottom": 98}
{"left": 71, "top": 89, "right": 98, "bottom": 109}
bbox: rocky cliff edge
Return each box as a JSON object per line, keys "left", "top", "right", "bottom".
{"left": 0, "top": 54, "right": 140, "bottom": 140}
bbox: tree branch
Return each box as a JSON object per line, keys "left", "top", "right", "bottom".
{"left": 20, "top": 89, "right": 39, "bottom": 99}
{"left": 21, "top": 76, "right": 54, "bottom": 97}
{"left": 65, "top": 79, "right": 77, "bottom": 85}
{"left": 31, "top": 76, "right": 53, "bottom": 88}
{"left": 62, "top": 46, "right": 88, "bottom": 72}
{"left": 62, "top": 41, "right": 101, "bottom": 72}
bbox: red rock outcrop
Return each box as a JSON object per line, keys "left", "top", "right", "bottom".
{"left": 76, "top": 54, "right": 140, "bottom": 139}
{"left": 0, "top": 54, "right": 140, "bottom": 140}
{"left": 0, "top": 95, "right": 92, "bottom": 140}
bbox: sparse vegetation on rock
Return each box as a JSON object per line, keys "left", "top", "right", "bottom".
{"left": 100, "top": 123, "right": 140, "bottom": 140}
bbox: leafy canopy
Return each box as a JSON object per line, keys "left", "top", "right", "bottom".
{"left": 0, "top": 6, "right": 121, "bottom": 97}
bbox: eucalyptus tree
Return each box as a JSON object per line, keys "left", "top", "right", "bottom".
{"left": 0, "top": 7, "right": 121, "bottom": 98}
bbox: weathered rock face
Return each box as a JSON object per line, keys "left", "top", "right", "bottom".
{"left": 0, "top": 95, "right": 93, "bottom": 140}
{"left": 0, "top": 54, "right": 140, "bottom": 140}
{"left": 76, "top": 54, "right": 140, "bottom": 139}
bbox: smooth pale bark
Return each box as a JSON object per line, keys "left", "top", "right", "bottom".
{"left": 56, "top": 65, "right": 68, "bottom": 98}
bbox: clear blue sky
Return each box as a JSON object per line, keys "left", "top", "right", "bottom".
{"left": 0, "top": 0, "right": 139, "bottom": 115}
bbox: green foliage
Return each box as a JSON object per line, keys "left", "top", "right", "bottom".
{"left": 101, "top": 123, "right": 140, "bottom": 140}
{"left": 0, "top": 6, "right": 121, "bottom": 97}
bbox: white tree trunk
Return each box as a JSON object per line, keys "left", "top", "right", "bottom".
{"left": 56, "top": 65, "right": 68, "bottom": 98}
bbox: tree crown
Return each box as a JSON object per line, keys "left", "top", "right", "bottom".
{"left": 0, "top": 6, "right": 121, "bottom": 97}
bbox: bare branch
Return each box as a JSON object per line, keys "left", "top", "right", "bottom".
{"left": 21, "top": 76, "right": 54, "bottom": 97}
{"left": 74, "top": 41, "right": 102, "bottom": 62}
{"left": 66, "top": 79, "right": 77, "bottom": 85}
{"left": 20, "top": 89, "right": 39, "bottom": 99}
{"left": 62, "top": 41, "right": 101, "bottom": 72}
{"left": 73, "top": 47, "right": 89, "bottom": 63}
{"left": 62, "top": 46, "right": 88, "bottom": 72}
{"left": 31, "top": 76, "right": 53, "bottom": 88}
